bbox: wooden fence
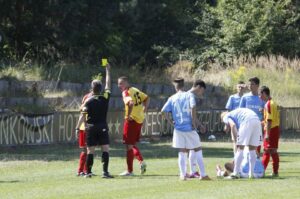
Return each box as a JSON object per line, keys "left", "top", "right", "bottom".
{"left": 0, "top": 108, "right": 299, "bottom": 146}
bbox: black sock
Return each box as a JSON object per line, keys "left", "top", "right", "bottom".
{"left": 102, "top": 152, "right": 109, "bottom": 173}
{"left": 86, "top": 154, "right": 94, "bottom": 174}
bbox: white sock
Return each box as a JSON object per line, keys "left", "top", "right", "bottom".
{"left": 249, "top": 150, "right": 257, "bottom": 177}
{"left": 178, "top": 152, "right": 187, "bottom": 177}
{"left": 189, "top": 150, "right": 197, "bottom": 174}
{"left": 195, "top": 150, "right": 206, "bottom": 177}
{"left": 233, "top": 149, "right": 244, "bottom": 175}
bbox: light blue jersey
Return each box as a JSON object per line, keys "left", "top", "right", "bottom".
{"left": 226, "top": 94, "right": 242, "bottom": 111}
{"left": 161, "top": 91, "right": 196, "bottom": 132}
{"left": 223, "top": 108, "right": 259, "bottom": 130}
{"left": 241, "top": 153, "right": 265, "bottom": 178}
{"left": 239, "top": 92, "right": 264, "bottom": 120}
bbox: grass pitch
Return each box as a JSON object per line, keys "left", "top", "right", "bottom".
{"left": 1, "top": 140, "right": 300, "bottom": 199}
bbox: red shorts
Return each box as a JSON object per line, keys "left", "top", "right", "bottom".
{"left": 263, "top": 126, "right": 280, "bottom": 149}
{"left": 123, "top": 120, "right": 143, "bottom": 145}
{"left": 78, "top": 130, "right": 87, "bottom": 148}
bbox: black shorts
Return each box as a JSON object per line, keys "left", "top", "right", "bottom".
{"left": 85, "top": 123, "right": 110, "bottom": 147}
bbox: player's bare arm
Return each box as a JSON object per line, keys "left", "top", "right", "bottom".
{"left": 191, "top": 106, "right": 198, "bottom": 130}
{"left": 122, "top": 92, "right": 134, "bottom": 121}
{"left": 161, "top": 112, "right": 174, "bottom": 127}
{"left": 192, "top": 108, "right": 206, "bottom": 133}
{"left": 265, "top": 120, "right": 272, "bottom": 141}
{"left": 143, "top": 96, "right": 150, "bottom": 113}
{"left": 126, "top": 99, "right": 134, "bottom": 121}
{"left": 105, "top": 63, "right": 111, "bottom": 91}
{"left": 228, "top": 120, "right": 238, "bottom": 142}
{"left": 75, "top": 112, "right": 87, "bottom": 136}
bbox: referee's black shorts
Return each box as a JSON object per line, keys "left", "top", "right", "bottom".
{"left": 85, "top": 123, "right": 110, "bottom": 147}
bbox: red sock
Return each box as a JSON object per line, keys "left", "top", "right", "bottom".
{"left": 262, "top": 152, "right": 270, "bottom": 170}
{"left": 133, "top": 146, "right": 143, "bottom": 162}
{"left": 271, "top": 152, "right": 279, "bottom": 174}
{"left": 78, "top": 152, "right": 87, "bottom": 173}
{"left": 256, "top": 145, "right": 261, "bottom": 155}
{"left": 127, "top": 149, "right": 134, "bottom": 173}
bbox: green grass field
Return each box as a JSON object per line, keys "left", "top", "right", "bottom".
{"left": 1, "top": 140, "right": 300, "bottom": 199}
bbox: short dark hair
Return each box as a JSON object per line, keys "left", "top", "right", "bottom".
{"left": 173, "top": 78, "right": 184, "bottom": 89}
{"left": 260, "top": 86, "right": 270, "bottom": 96}
{"left": 193, "top": 79, "right": 206, "bottom": 89}
{"left": 249, "top": 77, "right": 260, "bottom": 85}
{"left": 238, "top": 81, "right": 245, "bottom": 84}
{"left": 91, "top": 80, "right": 102, "bottom": 93}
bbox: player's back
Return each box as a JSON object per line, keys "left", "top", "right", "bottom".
{"left": 226, "top": 108, "right": 259, "bottom": 129}
{"left": 84, "top": 92, "right": 110, "bottom": 124}
{"left": 123, "top": 87, "right": 148, "bottom": 124}
{"left": 168, "top": 91, "right": 194, "bottom": 132}
{"left": 264, "top": 99, "right": 280, "bottom": 128}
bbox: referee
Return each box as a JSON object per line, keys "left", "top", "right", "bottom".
{"left": 75, "top": 63, "right": 113, "bottom": 178}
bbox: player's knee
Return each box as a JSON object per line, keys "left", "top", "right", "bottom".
{"left": 87, "top": 147, "right": 95, "bottom": 154}
{"left": 101, "top": 145, "right": 109, "bottom": 152}
{"left": 248, "top": 145, "right": 256, "bottom": 150}
{"left": 179, "top": 148, "right": 188, "bottom": 152}
{"left": 193, "top": 147, "right": 202, "bottom": 152}
{"left": 269, "top": 149, "right": 277, "bottom": 154}
{"left": 126, "top": 145, "right": 133, "bottom": 150}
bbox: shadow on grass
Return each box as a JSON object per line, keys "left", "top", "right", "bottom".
{"left": 280, "top": 152, "right": 300, "bottom": 157}
{"left": 0, "top": 180, "right": 21, "bottom": 183}
{"left": 0, "top": 142, "right": 234, "bottom": 161}
{"left": 113, "top": 174, "right": 179, "bottom": 179}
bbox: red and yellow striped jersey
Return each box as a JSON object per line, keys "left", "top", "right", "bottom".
{"left": 264, "top": 99, "right": 280, "bottom": 128}
{"left": 122, "top": 87, "right": 148, "bottom": 124}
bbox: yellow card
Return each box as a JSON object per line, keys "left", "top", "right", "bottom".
{"left": 101, "top": 58, "right": 108, "bottom": 67}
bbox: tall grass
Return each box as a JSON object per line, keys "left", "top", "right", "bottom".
{"left": 0, "top": 62, "right": 169, "bottom": 83}
{"left": 0, "top": 56, "right": 299, "bottom": 107}
{"left": 166, "top": 56, "right": 300, "bottom": 107}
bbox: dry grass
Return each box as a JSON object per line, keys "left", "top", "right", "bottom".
{"left": 1, "top": 56, "right": 299, "bottom": 107}
{"left": 165, "top": 56, "right": 300, "bottom": 107}
{"left": 232, "top": 55, "right": 300, "bottom": 71}
{"left": 43, "top": 90, "right": 74, "bottom": 98}
{"left": 164, "top": 61, "right": 194, "bottom": 82}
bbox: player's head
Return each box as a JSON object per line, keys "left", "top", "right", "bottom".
{"left": 248, "top": 77, "right": 260, "bottom": 94}
{"left": 91, "top": 80, "right": 102, "bottom": 94}
{"left": 237, "top": 81, "right": 245, "bottom": 94}
{"left": 220, "top": 111, "right": 230, "bottom": 133}
{"left": 192, "top": 79, "right": 206, "bottom": 97}
{"left": 260, "top": 86, "right": 270, "bottom": 101}
{"left": 173, "top": 78, "right": 184, "bottom": 91}
{"left": 118, "top": 76, "right": 129, "bottom": 91}
{"left": 220, "top": 111, "right": 228, "bottom": 122}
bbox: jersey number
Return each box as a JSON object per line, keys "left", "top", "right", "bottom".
{"left": 174, "top": 101, "right": 191, "bottom": 123}
{"left": 133, "top": 92, "right": 142, "bottom": 106}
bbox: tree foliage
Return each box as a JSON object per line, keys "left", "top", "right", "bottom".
{"left": 216, "top": 0, "right": 300, "bottom": 57}
{"left": 0, "top": 0, "right": 299, "bottom": 69}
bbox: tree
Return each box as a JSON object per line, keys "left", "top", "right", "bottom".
{"left": 216, "top": 0, "right": 300, "bottom": 57}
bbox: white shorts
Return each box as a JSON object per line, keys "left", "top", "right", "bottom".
{"left": 237, "top": 119, "right": 262, "bottom": 146}
{"left": 172, "top": 129, "right": 201, "bottom": 149}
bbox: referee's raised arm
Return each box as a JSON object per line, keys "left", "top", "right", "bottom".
{"left": 105, "top": 63, "right": 111, "bottom": 91}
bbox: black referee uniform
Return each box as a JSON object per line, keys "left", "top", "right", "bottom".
{"left": 82, "top": 89, "right": 111, "bottom": 177}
